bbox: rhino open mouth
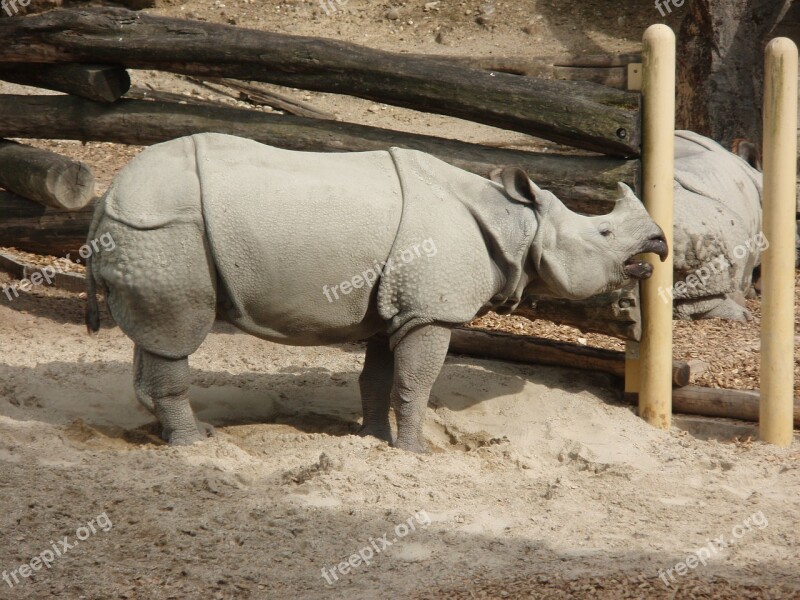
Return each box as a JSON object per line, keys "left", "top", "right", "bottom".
{"left": 623, "top": 235, "right": 669, "bottom": 279}
{"left": 623, "top": 258, "right": 654, "bottom": 280}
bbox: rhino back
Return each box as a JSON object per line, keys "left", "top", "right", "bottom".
{"left": 194, "top": 134, "right": 403, "bottom": 343}
{"left": 672, "top": 131, "right": 763, "bottom": 300}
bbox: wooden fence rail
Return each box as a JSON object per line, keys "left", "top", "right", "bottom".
{"left": 0, "top": 7, "right": 642, "bottom": 157}
{"left": 0, "top": 94, "right": 639, "bottom": 214}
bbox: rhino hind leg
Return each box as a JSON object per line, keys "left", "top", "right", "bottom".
{"left": 358, "top": 335, "right": 394, "bottom": 443}
{"left": 697, "top": 295, "right": 751, "bottom": 322}
{"left": 134, "top": 347, "right": 212, "bottom": 445}
{"left": 391, "top": 324, "right": 452, "bottom": 453}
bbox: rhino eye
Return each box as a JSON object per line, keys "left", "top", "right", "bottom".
{"left": 600, "top": 228, "right": 613, "bottom": 237}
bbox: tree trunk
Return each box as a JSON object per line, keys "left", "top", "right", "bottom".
{"left": 0, "top": 139, "right": 95, "bottom": 210}
{"left": 0, "top": 191, "right": 95, "bottom": 256}
{"left": 0, "top": 63, "right": 130, "bottom": 102}
{"left": 677, "top": 0, "right": 791, "bottom": 148}
{"left": 0, "top": 7, "right": 641, "bottom": 156}
{"left": 0, "top": 94, "right": 640, "bottom": 214}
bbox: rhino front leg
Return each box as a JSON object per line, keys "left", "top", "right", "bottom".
{"left": 391, "top": 324, "right": 452, "bottom": 453}
{"left": 358, "top": 335, "right": 394, "bottom": 443}
{"left": 134, "top": 348, "right": 211, "bottom": 445}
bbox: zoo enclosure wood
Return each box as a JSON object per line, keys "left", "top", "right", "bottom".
{"left": 449, "top": 328, "right": 692, "bottom": 387}
{"left": 0, "top": 191, "right": 95, "bottom": 257}
{"left": 0, "top": 140, "right": 95, "bottom": 210}
{"left": 0, "top": 63, "right": 130, "bottom": 103}
{"left": 0, "top": 94, "right": 639, "bottom": 214}
{"left": 0, "top": 7, "right": 642, "bottom": 157}
{"left": 626, "top": 386, "right": 800, "bottom": 428}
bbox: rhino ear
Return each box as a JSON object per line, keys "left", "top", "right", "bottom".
{"left": 493, "top": 166, "right": 541, "bottom": 206}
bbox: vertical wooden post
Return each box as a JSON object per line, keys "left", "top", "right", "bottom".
{"left": 760, "top": 37, "right": 797, "bottom": 447}
{"left": 639, "top": 25, "right": 675, "bottom": 429}
{"left": 624, "top": 64, "right": 643, "bottom": 403}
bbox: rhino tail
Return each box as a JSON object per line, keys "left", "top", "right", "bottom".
{"left": 85, "top": 192, "right": 107, "bottom": 335}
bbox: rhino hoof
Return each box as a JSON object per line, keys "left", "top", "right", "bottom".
{"left": 392, "top": 439, "right": 430, "bottom": 454}
{"left": 357, "top": 425, "right": 393, "bottom": 444}
{"left": 164, "top": 425, "right": 211, "bottom": 446}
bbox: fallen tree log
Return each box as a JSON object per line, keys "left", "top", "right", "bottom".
{"left": 0, "top": 63, "right": 129, "bottom": 102}
{"left": 625, "top": 386, "right": 800, "bottom": 428}
{"left": 450, "top": 328, "right": 691, "bottom": 387}
{"left": 421, "top": 54, "right": 635, "bottom": 88}
{"left": 0, "top": 7, "right": 642, "bottom": 156}
{"left": 0, "top": 191, "right": 95, "bottom": 256}
{"left": 0, "top": 95, "right": 639, "bottom": 213}
{"left": 0, "top": 139, "right": 95, "bottom": 210}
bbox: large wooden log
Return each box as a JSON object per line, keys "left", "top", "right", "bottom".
{"left": 626, "top": 386, "right": 800, "bottom": 428}
{"left": 0, "top": 139, "right": 95, "bottom": 210}
{"left": 0, "top": 7, "right": 642, "bottom": 156}
{"left": 0, "top": 94, "right": 640, "bottom": 214}
{"left": 450, "top": 328, "right": 691, "bottom": 387}
{"left": 0, "top": 191, "right": 94, "bottom": 256}
{"left": 420, "top": 53, "right": 639, "bottom": 89}
{"left": 0, "top": 63, "right": 130, "bottom": 102}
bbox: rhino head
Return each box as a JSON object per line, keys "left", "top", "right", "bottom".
{"left": 492, "top": 167, "right": 668, "bottom": 301}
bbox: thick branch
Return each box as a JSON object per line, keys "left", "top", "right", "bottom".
{"left": 0, "top": 7, "right": 641, "bottom": 156}
{"left": 0, "top": 63, "right": 130, "bottom": 102}
{"left": 0, "top": 191, "right": 95, "bottom": 256}
{"left": 0, "top": 94, "right": 640, "bottom": 214}
{"left": 0, "top": 139, "right": 95, "bottom": 210}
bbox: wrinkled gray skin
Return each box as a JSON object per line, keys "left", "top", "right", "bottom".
{"left": 86, "top": 133, "right": 667, "bottom": 452}
{"left": 671, "top": 131, "right": 764, "bottom": 321}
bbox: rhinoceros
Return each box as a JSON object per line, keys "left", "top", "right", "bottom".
{"left": 85, "top": 133, "right": 667, "bottom": 452}
{"left": 669, "top": 131, "right": 765, "bottom": 321}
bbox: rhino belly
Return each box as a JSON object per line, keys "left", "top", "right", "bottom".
{"left": 194, "top": 134, "right": 403, "bottom": 344}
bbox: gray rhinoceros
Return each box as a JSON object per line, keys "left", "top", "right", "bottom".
{"left": 85, "top": 133, "right": 667, "bottom": 452}
{"left": 669, "top": 131, "right": 765, "bottom": 321}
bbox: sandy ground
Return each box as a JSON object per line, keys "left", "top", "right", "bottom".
{"left": 0, "top": 275, "right": 799, "bottom": 600}
{"left": 1, "top": 1, "right": 799, "bottom": 599}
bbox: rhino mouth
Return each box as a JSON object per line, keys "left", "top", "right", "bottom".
{"left": 623, "top": 258, "right": 654, "bottom": 280}
{"left": 623, "top": 234, "right": 669, "bottom": 279}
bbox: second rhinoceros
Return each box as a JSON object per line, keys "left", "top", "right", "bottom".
{"left": 86, "top": 133, "right": 667, "bottom": 452}
{"left": 670, "top": 131, "right": 765, "bottom": 321}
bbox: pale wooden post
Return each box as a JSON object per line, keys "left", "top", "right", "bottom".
{"left": 638, "top": 25, "right": 675, "bottom": 429}
{"left": 624, "top": 62, "right": 643, "bottom": 403}
{"left": 760, "top": 37, "right": 798, "bottom": 447}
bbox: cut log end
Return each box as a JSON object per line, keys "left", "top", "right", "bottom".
{"left": 45, "top": 162, "right": 96, "bottom": 210}
{"left": 0, "top": 139, "right": 96, "bottom": 210}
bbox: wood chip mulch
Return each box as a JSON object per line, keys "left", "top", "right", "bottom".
{"left": 470, "top": 273, "right": 800, "bottom": 397}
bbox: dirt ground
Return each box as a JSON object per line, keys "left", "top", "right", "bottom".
{"left": 0, "top": 1, "right": 799, "bottom": 599}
